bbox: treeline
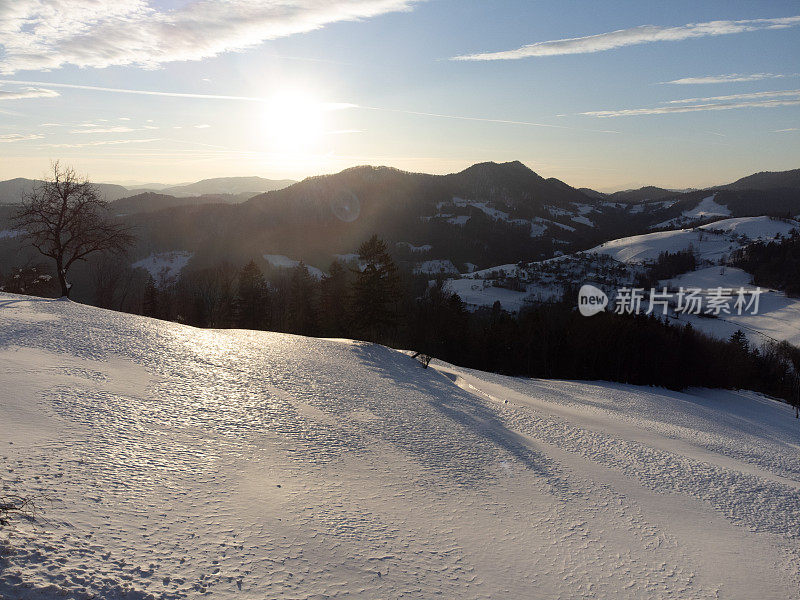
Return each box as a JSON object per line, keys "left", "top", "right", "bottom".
{"left": 636, "top": 248, "right": 698, "bottom": 288}
{"left": 412, "top": 294, "right": 799, "bottom": 405}
{"left": 733, "top": 230, "right": 800, "bottom": 296}
{"left": 135, "top": 235, "right": 800, "bottom": 406}
{"left": 5, "top": 234, "right": 799, "bottom": 406}
{"left": 141, "top": 235, "right": 407, "bottom": 343}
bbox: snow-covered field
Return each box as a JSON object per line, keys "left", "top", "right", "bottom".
{"left": 591, "top": 216, "right": 799, "bottom": 264}
{"left": 651, "top": 194, "right": 731, "bottom": 229}
{"left": 131, "top": 251, "right": 193, "bottom": 286}
{"left": 1, "top": 293, "right": 799, "bottom": 598}
{"left": 659, "top": 267, "right": 800, "bottom": 346}
{"left": 443, "top": 216, "right": 800, "bottom": 347}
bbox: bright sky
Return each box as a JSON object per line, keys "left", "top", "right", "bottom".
{"left": 0, "top": 0, "right": 799, "bottom": 191}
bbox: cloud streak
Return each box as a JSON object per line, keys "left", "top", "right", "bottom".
{"left": 0, "top": 79, "right": 356, "bottom": 110}
{"left": 0, "top": 0, "right": 419, "bottom": 74}
{"left": 0, "top": 133, "right": 45, "bottom": 143}
{"left": 582, "top": 89, "right": 800, "bottom": 117}
{"left": 44, "top": 138, "right": 161, "bottom": 148}
{"left": 0, "top": 78, "right": 619, "bottom": 134}
{"left": 452, "top": 16, "right": 800, "bottom": 61}
{"left": 660, "top": 73, "right": 798, "bottom": 85}
{"left": 358, "top": 105, "right": 620, "bottom": 133}
{"left": 0, "top": 87, "right": 59, "bottom": 100}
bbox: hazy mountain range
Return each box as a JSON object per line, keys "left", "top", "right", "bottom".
{"left": 1, "top": 162, "right": 798, "bottom": 301}
{"left": 0, "top": 175, "right": 296, "bottom": 205}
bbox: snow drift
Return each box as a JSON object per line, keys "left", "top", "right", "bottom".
{"left": 1, "top": 292, "right": 799, "bottom": 598}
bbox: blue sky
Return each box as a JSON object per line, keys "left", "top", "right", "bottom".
{"left": 0, "top": 0, "right": 798, "bottom": 190}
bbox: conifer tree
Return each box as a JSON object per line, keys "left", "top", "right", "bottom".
{"left": 319, "top": 260, "right": 350, "bottom": 337}
{"left": 287, "top": 262, "right": 319, "bottom": 336}
{"left": 350, "top": 235, "right": 401, "bottom": 343}
{"left": 235, "top": 260, "right": 269, "bottom": 329}
{"left": 142, "top": 274, "right": 159, "bottom": 318}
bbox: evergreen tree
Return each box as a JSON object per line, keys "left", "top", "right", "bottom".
{"left": 287, "top": 262, "right": 319, "bottom": 336}
{"left": 142, "top": 274, "right": 159, "bottom": 318}
{"left": 730, "top": 329, "right": 749, "bottom": 353}
{"left": 350, "top": 235, "right": 401, "bottom": 343}
{"left": 319, "top": 260, "right": 350, "bottom": 337}
{"left": 235, "top": 260, "right": 269, "bottom": 329}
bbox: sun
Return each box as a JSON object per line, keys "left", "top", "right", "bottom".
{"left": 261, "top": 91, "right": 325, "bottom": 154}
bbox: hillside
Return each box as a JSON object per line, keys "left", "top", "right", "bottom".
{"left": 608, "top": 186, "right": 676, "bottom": 204}
{"left": 0, "top": 293, "right": 798, "bottom": 598}
{"left": 109, "top": 192, "right": 253, "bottom": 215}
{"left": 720, "top": 169, "right": 800, "bottom": 192}
{"left": 1, "top": 164, "right": 799, "bottom": 306}
{"left": 445, "top": 216, "right": 800, "bottom": 346}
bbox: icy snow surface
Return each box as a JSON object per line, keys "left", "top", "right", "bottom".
{"left": 1, "top": 293, "right": 799, "bottom": 598}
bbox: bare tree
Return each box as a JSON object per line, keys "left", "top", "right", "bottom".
{"left": 13, "top": 162, "right": 134, "bottom": 298}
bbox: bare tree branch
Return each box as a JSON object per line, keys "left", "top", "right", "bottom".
{"left": 13, "top": 161, "right": 135, "bottom": 298}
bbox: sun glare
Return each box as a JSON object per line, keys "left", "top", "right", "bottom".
{"left": 261, "top": 91, "right": 325, "bottom": 154}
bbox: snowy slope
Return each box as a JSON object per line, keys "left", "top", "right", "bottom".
{"left": 659, "top": 267, "right": 800, "bottom": 346}
{"left": 651, "top": 194, "right": 732, "bottom": 229}
{"left": 1, "top": 294, "right": 799, "bottom": 598}
{"left": 593, "top": 216, "right": 799, "bottom": 264}
{"left": 699, "top": 216, "right": 799, "bottom": 240}
{"left": 442, "top": 217, "right": 800, "bottom": 348}
{"left": 131, "top": 251, "right": 193, "bottom": 286}
{"left": 590, "top": 228, "right": 732, "bottom": 264}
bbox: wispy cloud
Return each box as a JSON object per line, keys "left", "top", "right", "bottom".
{"left": 582, "top": 89, "right": 800, "bottom": 117}
{"left": 70, "top": 126, "right": 138, "bottom": 134}
{"left": 0, "top": 87, "right": 59, "bottom": 100}
{"left": 0, "top": 0, "right": 419, "bottom": 74}
{"left": 665, "top": 89, "right": 800, "bottom": 104}
{"left": 0, "top": 80, "right": 356, "bottom": 110}
{"left": 44, "top": 138, "right": 161, "bottom": 148}
{"left": 0, "top": 77, "right": 617, "bottom": 134}
{"left": 0, "top": 133, "right": 45, "bottom": 143}
{"left": 660, "top": 73, "right": 798, "bottom": 85}
{"left": 773, "top": 127, "right": 799, "bottom": 132}
{"left": 359, "top": 105, "right": 620, "bottom": 133}
{"left": 452, "top": 16, "right": 800, "bottom": 61}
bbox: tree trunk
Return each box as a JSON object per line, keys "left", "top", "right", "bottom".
{"left": 56, "top": 259, "right": 70, "bottom": 298}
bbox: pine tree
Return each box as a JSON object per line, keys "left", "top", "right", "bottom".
{"left": 350, "top": 235, "right": 401, "bottom": 343}
{"left": 287, "top": 262, "right": 319, "bottom": 336}
{"left": 730, "top": 329, "right": 749, "bottom": 353}
{"left": 319, "top": 260, "right": 350, "bottom": 337}
{"left": 142, "top": 274, "right": 159, "bottom": 318}
{"left": 235, "top": 260, "right": 269, "bottom": 329}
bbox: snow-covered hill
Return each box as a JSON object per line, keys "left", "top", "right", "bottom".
{"left": 1, "top": 293, "right": 799, "bottom": 598}
{"left": 590, "top": 216, "right": 799, "bottom": 264}
{"left": 445, "top": 216, "right": 800, "bottom": 346}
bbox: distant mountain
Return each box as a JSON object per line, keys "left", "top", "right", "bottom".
{"left": 718, "top": 168, "right": 800, "bottom": 191}
{"left": 115, "top": 161, "right": 631, "bottom": 273}
{"left": 159, "top": 176, "right": 295, "bottom": 198}
{"left": 114, "top": 182, "right": 174, "bottom": 191}
{"left": 0, "top": 178, "right": 130, "bottom": 204}
{"left": 578, "top": 188, "right": 606, "bottom": 200}
{"left": 4, "top": 163, "right": 798, "bottom": 287}
{"left": 608, "top": 186, "right": 676, "bottom": 204}
{"left": 109, "top": 192, "right": 249, "bottom": 215}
